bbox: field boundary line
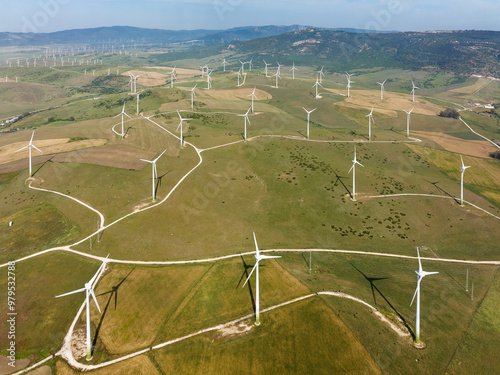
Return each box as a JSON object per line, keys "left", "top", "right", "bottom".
{"left": 459, "top": 117, "right": 500, "bottom": 150}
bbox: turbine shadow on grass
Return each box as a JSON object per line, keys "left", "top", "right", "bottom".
{"left": 334, "top": 170, "right": 353, "bottom": 200}
{"left": 155, "top": 170, "right": 171, "bottom": 197}
{"left": 237, "top": 255, "right": 256, "bottom": 315}
{"left": 124, "top": 126, "right": 134, "bottom": 137}
{"left": 425, "top": 180, "right": 460, "bottom": 205}
{"left": 350, "top": 262, "right": 415, "bottom": 341}
{"left": 443, "top": 270, "right": 470, "bottom": 297}
{"left": 32, "top": 155, "right": 55, "bottom": 177}
{"left": 92, "top": 267, "right": 135, "bottom": 353}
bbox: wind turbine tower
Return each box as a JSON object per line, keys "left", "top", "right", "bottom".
{"left": 238, "top": 107, "right": 252, "bottom": 141}
{"left": 404, "top": 108, "right": 414, "bottom": 137}
{"left": 366, "top": 106, "right": 375, "bottom": 141}
{"left": 348, "top": 146, "right": 364, "bottom": 200}
{"left": 114, "top": 102, "right": 131, "bottom": 139}
{"left": 346, "top": 72, "right": 355, "bottom": 98}
{"left": 302, "top": 107, "right": 316, "bottom": 139}
{"left": 15, "top": 131, "right": 42, "bottom": 177}
{"left": 460, "top": 155, "right": 471, "bottom": 206}
{"left": 410, "top": 247, "right": 439, "bottom": 346}
{"left": 377, "top": 79, "right": 387, "bottom": 100}
{"left": 242, "top": 232, "right": 281, "bottom": 325}
{"left": 247, "top": 87, "right": 258, "bottom": 113}
{"left": 176, "top": 110, "right": 192, "bottom": 149}
{"left": 291, "top": 62, "right": 298, "bottom": 80}
{"left": 411, "top": 80, "right": 420, "bottom": 103}
{"left": 55, "top": 256, "right": 109, "bottom": 360}
{"left": 140, "top": 150, "right": 166, "bottom": 202}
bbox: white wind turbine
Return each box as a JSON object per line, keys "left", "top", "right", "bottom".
{"left": 291, "top": 62, "right": 298, "bottom": 79}
{"left": 313, "top": 78, "right": 322, "bottom": 99}
{"left": 411, "top": 80, "right": 419, "bottom": 103}
{"left": 238, "top": 107, "right": 252, "bottom": 141}
{"left": 366, "top": 106, "right": 375, "bottom": 141}
{"left": 410, "top": 247, "right": 439, "bottom": 346}
{"left": 176, "top": 110, "right": 192, "bottom": 148}
{"left": 169, "top": 67, "right": 177, "bottom": 89}
{"left": 206, "top": 69, "right": 213, "bottom": 90}
{"left": 222, "top": 58, "right": 227, "bottom": 72}
{"left": 237, "top": 68, "right": 243, "bottom": 87}
{"left": 404, "top": 108, "right": 414, "bottom": 137}
{"left": 242, "top": 232, "right": 281, "bottom": 325}
{"left": 247, "top": 58, "right": 253, "bottom": 72}
{"left": 140, "top": 150, "right": 166, "bottom": 202}
{"left": 302, "top": 107, "right": 316, "bottom": 139}
{"left": 114, "top": 102, "right": 131, "bottom": 139}
{"left": 55, "top": 255, "right": 109, "bottom": 361}
{"left": 317, "top": 66, "right": 325, "bottom": 84}
{"left": 348, "top": 146, "right": 364, "bottom": 201}
{"left": 346, "top": 72, "right": 354, "bottom": 98}
{"left": 273, "top": 71, "right": 280, "bottom": 88}
{"left": 377, "top": 79, "right": 387, "bottom": 100}
{"left": 460, "top": 155, "right": 471, "bottom": 206}
{"left": 238, "top": 60, "right": 245, "bottom": 75}
{"left": 263, "top": 60, "right": 271, "bottom": 77}
{"left": 15, "top": 131, "right": 42, "bottom": 177}
{"left": 136, "top": 90, "right": 144, "bottom": 116}
{"left": 247, "top": 87, "right": 258, "bottom": 113}
{"left": 188, "top": 84, "right": 197, "bottom": 109}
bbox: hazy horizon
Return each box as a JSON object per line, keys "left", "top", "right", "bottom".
{"left": 2, "top": 0, "right": 499, "bottom": 34}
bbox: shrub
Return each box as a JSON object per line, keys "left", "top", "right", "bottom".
{"left": 439, "top": 108, "right": 459, "bottom": 119}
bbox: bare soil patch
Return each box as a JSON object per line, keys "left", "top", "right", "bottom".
{"left": 412, "top": 131, "right": 497, "bottom": 158}
{"left": 331, "top": 89, "right": 444, "bottom": 116}
{"left": 0, "top": 139, "right": 107, "bottom": 165}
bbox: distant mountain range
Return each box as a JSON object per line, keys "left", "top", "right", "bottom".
{"left": 0, "top": 25, "right": 393, "bottom": 47}
{"left": 225, "top": 28, "right": 500, "bottom": 76}
{"left": 1, "top": 26, "right": 499, "bottom": 76}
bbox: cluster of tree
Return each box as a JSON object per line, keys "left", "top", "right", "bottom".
{"left": 439, "top": 109, "right": 460, "bottom": 119}
{"left": 490, "top": 151, "right": 500, "bottom": 160}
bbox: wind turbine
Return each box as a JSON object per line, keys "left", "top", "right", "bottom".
{"left": 348, "top": 146, "right": 364, "bottom": 201}
{"left": 188, "top": 84, "right": 197, "bottom": 109}
{"left": 114, "top": 102, "right": 131, "bottom": 139}
{"left": 140, "top": 150, "right": 166, "bottom": 202}
{"left": 242, "top": 232, "right": 281, "bottom": 325}
{"left": 15, "top": 131, "right": 42, "bottom": 177}
{"left": 366, "top": 106, "right": 375, "bottom": 141}
{"left": 222, "top": 58, "right": 227, "bottom": 72}
{"left": 317, "top": 66, "right": 325, "bottom": 84}
{"left": 404, "top": 108, "right": 414, "bottom": 137}
{"left": 136, "top": 90, "right": 144, "bottom": 115}
{"left": 460, "top": 155, "right": 471, "bottom": 206}
{"left": 169, "top": 67, "right": 177, "bottom": 89}
{"left": 377, "top": 79, "right": 387, "bottom": 100}
{"left": 346, "top": 72, "right": 354, "bottom": 98}
{"left": 302, "top": 107, "right": 316, "bottom": 139}
{"left": 263, "top": 60, "right": 271, "bottom": 77}
{"left": 238, "top": 107, "right": 252, "bottom": 141}
{"left": 290, "top": 62, "right": 298, "bottom": 80}
{"left": 247, "top": 87, "right": 257, "bottom": 113}
{"left": 410, "top": 247, "right": 439, "bottom": 346}
{"left": 176, "top": 110, "right": 191, "bottom": 148}
{"left": 238, "top": 60, "right": 245, "bottom": 75}
{"left": 313, "top": 79, "right": 322, "bottom": 99}
{"left": 273, "top": 71, "right": 280, "bottom": 89}
{"left": 246, "top": 58, "right": 253, "bottom": 72}
{"left": 206, "top": 69, "right": 213, "bottom": 90}
{"left": 55, "top": 256, "right": 109, "bottom": 361}
{"left": 411, "top": 80, "right": 419, "bottom": 103}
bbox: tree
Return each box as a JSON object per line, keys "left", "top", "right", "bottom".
{"left": 439, "top": 108, "right": 460, "bottom": 119}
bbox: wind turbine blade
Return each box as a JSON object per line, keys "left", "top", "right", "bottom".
{"left": 124, "top": 112, "right": 132, "bottom": 119}
{"left": 356, "top": 161, "right": 365, "bottom": 168}
{"left": 348, "top": 164, "right": 354, "bottom": 174}
{"left": 154, "top": 149, "right": 167, "bottom": 163}
{"left": 140, "top": 159, "right": 153, "bottom": 163}
{"left": 32, "top": 145, "right": 42, "bottom": 153}
{"left": 30, "top": 131, "right": 35, "bottom": 144}
{"left": 15, "top": 145, "right": 29, "bottom": 153}
{"left": 253, "top": 232, "right": 260, "bottom": 255}
{"left": 113, "top": 113, "right": 121, "bottom": 118}
{"left": 177, "top": 110, "right": 182, "bottom": 120}
{"left": 260, "top": 255, "right": 282, "bottom": 260}
{"left": 55, "top": 287, "right": 86, "bottom": 298}
{"left": 242, "top": 263, "right": 258, "bottom": 288}
{"left": 90, "top": 288, "right": 101, "bottom": 313}
{"left": 410, "top": 283, "right": 419, "bottom": 306}
{"left": 417, "top": 248, "right": 423, "bottom": 273}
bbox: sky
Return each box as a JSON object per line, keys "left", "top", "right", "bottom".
{"left": 2, "top": 0, "right": 500, "bottom": 33}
